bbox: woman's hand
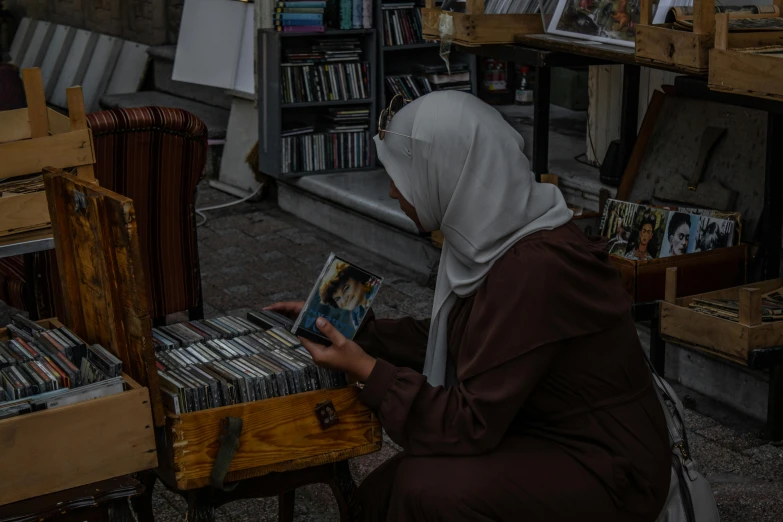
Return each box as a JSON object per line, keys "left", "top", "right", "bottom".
{"left": 264, "top": 301, "right": 305, "bottom": 320}
{"left": 300, "top": 317, "right": 377, "bottom": 383}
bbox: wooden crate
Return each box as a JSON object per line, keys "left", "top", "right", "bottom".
{"left": 609, "top": 245, "right": 747, "bottom": 304}
{"left": 159, "top": 386, "right": 381, "bottom": 490}
{"left": 0, "top": 319, "right": 157, "bottom": 506}
{"left": 635, "top": 0, "right": 783, "bottom": 74}
{"left": 709, "top": 13, "right": 783, "bottom": 101}
{"left": 421, "top": 0, "right": 542, "bottom": 46}
{"left": 0, "top": 67, "right": 95, "bottom": 238}
{"left": 44, "top": 168, "right": 382, "bottom": 492}
{"left": 660, "top": 269, "right": 783, "bottom": 364}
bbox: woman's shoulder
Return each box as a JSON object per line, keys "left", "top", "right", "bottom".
{"left": 499, "top": 222, "right": 605, "bottom": 267}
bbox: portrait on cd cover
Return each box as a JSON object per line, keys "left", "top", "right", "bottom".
{"left": 694, "top": 216, "right": 735, "bottom": 253}
{"left": 601, "top": 199, "right": 640, "bottom": 256}
{"left": 624, "top": 207, "right": 669, "bottom": 261}
{"left": 659, "top": 212, "right": 698, "bottom": 257}
{"left": 296, "top": 255, "right": 383, "bottom": 341}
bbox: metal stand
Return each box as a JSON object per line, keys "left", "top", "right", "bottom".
{"left": 532, "top": 66, "right": 551, "bottom": 180}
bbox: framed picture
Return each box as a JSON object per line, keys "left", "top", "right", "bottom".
{"left": 546, "top": 0, "right": 645, "bottom": 47}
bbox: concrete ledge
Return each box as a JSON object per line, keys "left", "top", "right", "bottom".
{"left": 636, "top": 323, "right": 768, "bottom": 423}
{"left": 289, "top": 170, "right": 421, "bottom": 235}
{"left": 277, "top": 182, "right": 440, "bottom": 282}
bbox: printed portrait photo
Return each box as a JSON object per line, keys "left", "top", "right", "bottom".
{"left": 297, "top": 255, "right": 383, "bottom": 341}
{"left": 660, "top": 212, "right": 698, "bottom": 257}
{"left": 694, "top": 217, "right": 735, "bottom": 253}
{"left": 624, "top": 207, "right": 669, "bottom": 261}
{"left": 601, "top": 200, "right": 639, "bottom": 256}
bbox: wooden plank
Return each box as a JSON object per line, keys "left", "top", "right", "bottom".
{"left": 170, "top": 387, "right": 381, "bottom": 489}
{"left": 715, "top": 13, "right": 729, "bottom": 51}
{"left": 665, "top": 267, "right": 678, "bottom": 303}
{"left": 47, "top": 107, "right": 72, "bottom": 135}
{"left": 660, "top": 302, "right": 750, "bottom": 360}
{"left": 0, "top": 386, "right": 157, "bottom": 505}
{"left": 465, "top": 0, "right": 484, "bottom": 15}
{"left": 99, "top": 190, "right": 164, "bottom": 426}
{"left": 635, "top": 25, "right": 712, "bottom": 72}
{"left": 0, "top": 227, "right": 52, "bottom": 250}
{"left": 709, "top": 49, "right": 783, "bottom": 100}
{"left": 739, "top": 287, "right": 762, "bottom": 326}
{"left": 44, "top": 170, "right": 88, "bottom": 338}
{"left": 677, "top": 278, "right": 783, "bottom": 306}
{"left": 616, "top": 89, "right": 665, "bottom": 200}
{"left": 0, "top": 192, "right": 50, "bottom": 237}
{"left": 693, "top": 0, "right": 715, "bottom": 37}
{"left": 420, "top": 9, "right": 542, "bottom": 45}
{"left": 640, "top": 0, "right": 652, "bottom": 26}
{"left": 540, "top": 174, "right": 559, "bottom": 186}
{"left": 0, "top": 129, "right": 95, "bottom": 179}
{"left": 43, "top": 169, "right": 164, "bottom": 426}
{"left": 65, "top": 86, "right": 96, "bottom": 181}
{"left": 21, "top": 68, "right": 49, "bottom": 139}
{"left": 0, "top": 108, "right": 72, "bottom": 144}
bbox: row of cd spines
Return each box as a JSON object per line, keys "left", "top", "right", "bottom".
{"left": 156, "top": 331, "right": 346, "bottom": 413}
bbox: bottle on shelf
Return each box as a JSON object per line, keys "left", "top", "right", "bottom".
{"left": 515, "top": 66, "right": 534, "bottom": 106}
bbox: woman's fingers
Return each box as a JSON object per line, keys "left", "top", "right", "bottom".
{"left": 315, "top": 317, "right": 347, "bottom": 346}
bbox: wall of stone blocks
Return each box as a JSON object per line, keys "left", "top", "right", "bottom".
{"left": 6, "top": 0, "right": 174, "bottom": 45}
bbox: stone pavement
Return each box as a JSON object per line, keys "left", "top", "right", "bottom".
{"left": 1, "top": 182, "right": 781, "bottom": 520}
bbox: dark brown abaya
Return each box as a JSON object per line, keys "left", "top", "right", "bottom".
{"left": 353, "top": 223, "right": 671, "bottom": 522}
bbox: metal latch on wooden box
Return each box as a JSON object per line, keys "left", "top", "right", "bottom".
{"left": 315, "top": 400, "right": 339, "bottom": 430}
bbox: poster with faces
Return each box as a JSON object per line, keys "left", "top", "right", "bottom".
{"left": 660, "top": 212, "right": 699, "bottom": 257}
{"left": 623, "top": 207, "right": 670, "bottom": 261}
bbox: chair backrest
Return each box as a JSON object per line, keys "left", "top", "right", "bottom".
{"left": 86, "top": 107, "right": 208, "bottom": 321}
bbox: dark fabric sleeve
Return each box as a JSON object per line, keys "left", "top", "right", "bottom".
{"left": 354, "top": 311, "right": 430, "bottom": 373}
{"left": 360, "top": 347, "right": 558, "bottom": 456}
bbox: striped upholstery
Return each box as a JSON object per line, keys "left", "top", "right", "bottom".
{"left": 0, "top": 107, "right": 208, "bottom": 321}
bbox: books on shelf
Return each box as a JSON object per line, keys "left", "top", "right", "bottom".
{"left": 337, "top": 0, "right": 372, "bottom": 29}
{"left": 284, "top": 38, "right": 364, "bottom": 62}
{"left": 382, "top": 3, "right": 424, "bottom": 46}
{"left": 386, "top": 69, "right": 471, "bottom": 100}
{"left": 282, "top": 131, "right": 372, "bottom": 173}
{"left": 386, "top": 75, "right": 431, "bottom": 100}
{"left": 282, "top": 62, "right": 370, "bottom": 103}
{"left": 274, "top": 0, "right": 327, "bottom": 31}
{"left": 484, "top": 0, "right": 539, "bottom": 14}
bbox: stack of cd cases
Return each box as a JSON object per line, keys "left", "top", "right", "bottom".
{"left": 154, "top": 312, "right": 347, "bottom": 414}
{"left": 0, "top": 315, "right": 125, "bottom": 419}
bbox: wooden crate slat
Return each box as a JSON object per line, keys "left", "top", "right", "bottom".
{"left": 43, "top": 169, "right": 164, "bottom": 427}
{"left": 21, "top": 68, "right": 49, "bottom": 139}
{"left": 169, "top": 386, "right": 381, "bottom": 489}
{"left": 0, "top": 129, "right": 95, "bottom": 179}
{"left": 0, "top": 108, "right": 73, "bottom": 144}
{"left": 0, "top": 385, "right": 157, "bottom": 506}
{"left": 0, "top": 192, "right": 50, "bottom": 237}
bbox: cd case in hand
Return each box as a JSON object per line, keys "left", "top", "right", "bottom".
{"left": 292, "top": 253, "right": 383, "bottom": 345}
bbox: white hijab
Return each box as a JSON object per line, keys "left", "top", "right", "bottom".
{"left": 374, "top": 91, "right": 573, "bottom": 387}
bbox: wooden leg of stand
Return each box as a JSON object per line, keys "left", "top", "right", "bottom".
{"left": 130, "top": 471, "right": 157, "bottom": 522}
{"left": 330, "top": 460, "right": 359, "bottom": 522}
{"left": 279, "top": 490, "right": 295, "bottom": 522}
{"left": 187, "top": 491, "right": 217, "bottom": 522}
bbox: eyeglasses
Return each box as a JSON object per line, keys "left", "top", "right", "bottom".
{"left": 378, "top": 94, "right": 412, "bottom": 141}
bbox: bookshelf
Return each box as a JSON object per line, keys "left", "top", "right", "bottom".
{"left": 258, "top": 28, "right": 378, "bottom": 178}
{"left": 376, "top": 0, "right": 477, "bottom": 115}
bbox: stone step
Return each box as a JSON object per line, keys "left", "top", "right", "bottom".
{"left": 100, "top": 91, "right": 229, "bottom": 140}
{"left": 276, "top": 170, "right": 440, "bottom": 283}
{"left": 146, "top": 45, "right": 232, "bottom": 110}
